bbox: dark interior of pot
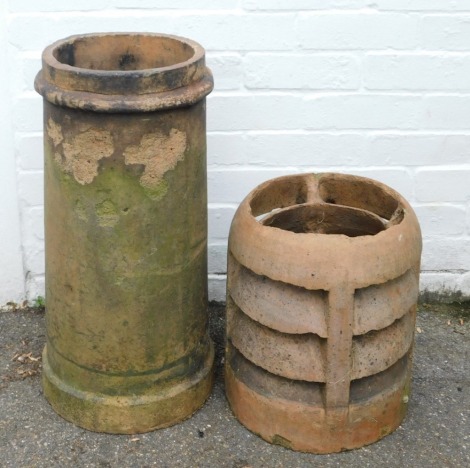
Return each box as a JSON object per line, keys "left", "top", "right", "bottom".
{"left": 318, "top": 175, "right": 398, "bottom": 221}
{"left": 250, "top": 175, "right": 308, "bottom": 218}
{"left": 250, "top": 174, "right": 404, "bottom": 232}
{"left": 262, "top": 204, "right": 386, "bottom": 237}
{"left": 53, "top": 34, "right": 195, "bottom": 71}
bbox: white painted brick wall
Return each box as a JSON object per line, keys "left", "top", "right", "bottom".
{"left": 420, "top": 15, "right": 470, "bottom": 50}
{"left": 2, "top": 0, "right": 470, "bottom": 305}
{"left": 244, "top": 53, "right": 361, "bottom": 90}
{"left": 298, "top": 13, "right": 419, "bottom": 50}
{"left": 416, "top": 169, "right": 470, "bottom": 202}
{"left": 0, "top": 1, "right": 25, "bottom": 305}
{"left": 365, "top": 53, "right": 470, "bottom": 91}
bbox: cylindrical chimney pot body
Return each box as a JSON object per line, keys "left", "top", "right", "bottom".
{"left": 35, "top": 33, "right": 214, "bottom": 433}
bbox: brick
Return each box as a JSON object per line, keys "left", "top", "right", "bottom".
{"left": 419, "top": 272, "right": 466, "bottom": 302}
{"left": 244, "top": 0, "right": 372, "bottom": 10}
{"left": 423, "top": 96, "right": 470, "bottom": 130}
{"left": 173, "top": 13, "right": 297, "bottom": 51}
{"left": 7, "top": 0, "right": 111, "bottom": 11}
{"left": 208, "top": 206, "right": 236, "bottom": 241}
{"left": 298, "top": 13, "right": 419, "bottom": 50}
{"left": 23, "top": 243, "right": 45, "bottom": 276}
{"left": 414, "top": 205, "right": 466, "bottom": 237}
{"left": 17, "top": 172, "right": 43, "bottom": 207}
{"left": 468, "top": 206, "right": 470, "bottom": 235}
{"left": 368, "top": 134, "right": 470, "bottom": 166}
{"left": 243, "top": 132, "right": 367, "bottom": 166}
{"left": 207, "top": 53, "right": 243, "bottom": 91}
{"left": 420, "top": 15, "right": 470, "bottom": 51}
{"left": 26, "top": 275, "right": 45, "bottom": 302}
{"left": 6, "top": 52, "right": 39, "bottom": 94}
{"left": 6, "top": 12, "right": 296, "bottom": 53}
{"left": 303, "top": 94, "right": 422, "bottom": 130}
{"left": 22, "top": 206, "right": 45, "bottom": 241}
{"left": 207, "top": 95, "right": 306, "bottom": 131}
{"left": 244, "top": 53, "right": 361, "bottom": 90}
{"left": 0, "top": 12, "right": 26, "bottom": 304}
{"left": 207, "top": 133, "right": 246, "bottom": 166}
{"left": 20, "top": 54, "right": 41, "bottom": 92}
{"left": 16, "top": 134, "right": 44, "bottom": 171}
{"left": 209, "top": 133, "right": 368, "bottom": 168}
{"left": 7, "top": 13, "right": 177, "bottom": 51}
{"left": 365, "top": 53, "right": 470, "bottom": 90}
{"left": 416, "top": 169, "right": 470, "bottom": 202}
{"left": 458, "top": 272, "right": 470, "bottom": 298}
{"left": 377, "top": 0, "right": 470, "bottom": 11}
{"left": 8, "top": 0, "right": 238, "bottom": 12}
{"left": 208, "top": 243, "right": 228, "bottom": 275}
{"left": 208, "top": 274, "right": 226, "bottom": 302}
{"left": 421, "top": 239, "right": 470, "bottom": 271}
{"left": 208, "top": 169, "right": 296, "bottom": 204}
{"left": 12, "top": 95, "right": 43, "bottom": 132}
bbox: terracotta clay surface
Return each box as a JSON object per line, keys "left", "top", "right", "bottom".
{"left": 35, "top": 33, "right": 214, "bottom": 433}
{"left": 226, "top": 173, "right": 422, "bottom": 453}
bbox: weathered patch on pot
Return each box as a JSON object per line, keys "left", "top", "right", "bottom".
{"left": 59, "top": 129, "right": 114, "bottom": 185}
{"left": 47, "top": 118, "right": 114, "bottom": 184}
{"left": 47, "top": 118, "right": 64, "bottom": 146}
{"left": 123, "top": 129, "right": 187, "bottom": 200}
{"left": 95, "top": 199, "right": 119, "bottom": 227}
{"left": 75, "top": 199, "right": 87, "bottom": 221}
{"left": 271, "top": 434, "right": 293, "bottom": 450}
